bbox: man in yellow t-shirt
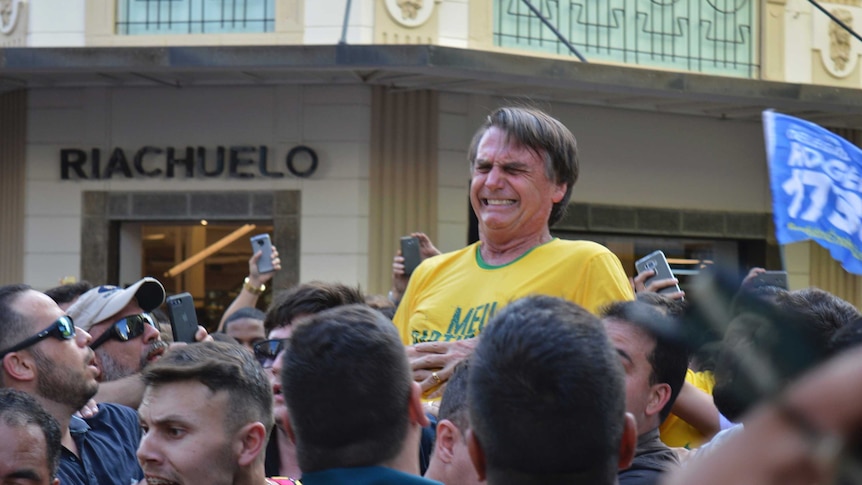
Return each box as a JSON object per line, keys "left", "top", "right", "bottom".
{"left": 392, "top": 107, "right": 633, "bottom": 397}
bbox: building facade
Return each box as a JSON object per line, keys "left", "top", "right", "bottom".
{"left": 1, "top": 0, "right": 860, "bottom": 321}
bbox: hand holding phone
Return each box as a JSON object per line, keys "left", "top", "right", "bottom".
{"left": 400, "top": 236, "right": 422, "bottom": 276}
{"left": 250, "top": 234, "right": 275, "bottom": 274}
{"left": 166, "top": 292, "right": 198, "bottom": 343}
{"left": 748, "top": 270, "right": 789, "bottom": 290}
{"left": 635, "top": 250, "right": 682, "bottom": 296}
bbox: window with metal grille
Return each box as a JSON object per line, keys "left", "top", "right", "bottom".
{"left": 116, "top": 0, "right": 274, "bottom": 35}
{"left": 494, "top": 0, "right": 759, "bottom": 78}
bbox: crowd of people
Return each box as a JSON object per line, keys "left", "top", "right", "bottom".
{"left": 2, "top": 106, "right": 862, "bottom": 485}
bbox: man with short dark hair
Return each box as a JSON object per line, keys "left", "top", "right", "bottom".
{"left": 0, "top": 388, "right": 62, "bottom": 485}
{"left": 281, "top": 304, "right": 439, "bottom": 485}
{"left": 44, "top": 280, "right": 93, "bottom": 311}
{"left": 601, "top": 300, "right": 688, "bottom": 485}
{"left": 223, "top": 307, "right": 267, "bottom": 352}
{"left": 258, "top": 281, "right": 366, "bottom": 479}
{"left": 467, "top": 295, "right": 636, "bottom": 485}
{"left": 137, "top": 341, "right": 278, "bottom": 485}
{"left": 423, "top": 360, "right": 482, "bottom": 485}
{"left": 0, "top": 284, "right": 143, "bottom": 485}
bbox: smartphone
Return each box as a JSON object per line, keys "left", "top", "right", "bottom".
{"left": 250, "top": 234, "right": 275, "bottom": 274}
{"left": 635, "top": 250, "right": 682, "bottom": 296}
{"left": 400, "top": 236, "right": 421, "bottom": 276}
{"left": 166, "top": 292, "right": 198, "bottom": 343}
{"left": 749, "top": 270, "right": 789, "bottom": 290}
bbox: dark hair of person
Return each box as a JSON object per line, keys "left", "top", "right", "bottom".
{"left": 469, "top": 295, "right": 625, "bottom": 485}
{"left": 467, "top": 107, "right": 578, "bottom": 227}
{"left": 142, "top": 341, "right": 273, "bottom": 436}
{"left": 601, "top": 300, "right": 689, "bottom": 422}
{"left": 222, "top": 307, "right": 266, "bottom": 333}
{"left": 263, "top": 282, "right": 365, "bottom": 332}
{"left": 281, "top": 304, "right": 412, "bottom": 472}
{"left": 438, "top": 359, "right": 470, "bottom": 432}
{"left": 713, "top": 289, "right": 857, "bottom": 421}
{"left": 774, "top": 288, "right": 860, "bottom": 342}
{"left": 43, "top": 281, "right": 93, "bottom": 306}
{"left": 0, "top": 284, "right": 34, "bottom": 357}
{"left": 0, "top": 388, "right": 62, "bottom": 477}
{"left": 635, "top": 292, "right": 687, "bottom": 318}
{"left": 829, "top": 317, "right": 862, "bottom": 355}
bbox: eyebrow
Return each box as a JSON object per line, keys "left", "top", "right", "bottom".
{"left": 5, "top": 469, "right": 43, "bottom": 480}
{"left": 615, "top": 348, "right": 633, "bottom": 366}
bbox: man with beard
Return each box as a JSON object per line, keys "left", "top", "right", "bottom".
{"left": 0, "top": 284, "right": 143, "bottom": 485}
{"left": 67, "top": 278, "right": 179, "bottom": 408}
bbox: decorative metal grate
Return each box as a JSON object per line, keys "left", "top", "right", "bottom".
{"left": 494, "top": 0, "right": 759, "bottom": 78}
{"left": 116, "top": 0, "right": 274, "bottom": 35}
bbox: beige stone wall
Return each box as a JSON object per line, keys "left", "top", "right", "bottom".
{"left": 85, "top": 0, "right": 304, "bottom": 46}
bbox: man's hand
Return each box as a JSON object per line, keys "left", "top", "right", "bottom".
{"left": 194, "top": 325, "right": 212, "bottom": 343}
{"left": 249, "top": 245, "right": 282, "bottom": 287}
{"left": 391, "top": 233, "right": 441, "bottom": 303}
{"left": 75, "top": 399, "right": 99, "bottom": 419}
{"left": 407, "top": 338, "right": 476, "bottom": 399}
{"left": 740, "top": 267, "right": 767, "bottom": 289}
{"left": 632, "top": 269, "right": 685, "bottom": 300}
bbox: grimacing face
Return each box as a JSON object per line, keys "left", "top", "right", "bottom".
{"left": 470, "top": 126, "right": 566, "bottom": 243}
{"left": 604, "top": 318, "right": 661, "bottom": 436}
{"left": 137, "top": 381, "right": 239, "bottom": 485}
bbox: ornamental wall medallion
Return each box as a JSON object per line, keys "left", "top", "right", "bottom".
{"left": 384, "top": 0, "right": 435, "bottom": 27}
{"left": 812, "top": 2, "right": 861, "bottom": 78}
{"left": 1, "top": 0, "right": 23, "bottom": 35}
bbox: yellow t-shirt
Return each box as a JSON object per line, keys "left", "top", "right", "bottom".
{"left": 659, "top": 369, "right": 716, "bottom": 449}
{"left": 393, "top": 239, "right": 634, "bottom": 346}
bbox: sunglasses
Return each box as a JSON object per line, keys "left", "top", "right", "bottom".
{"left": 253, "top": 339, "right": 288, "bottom": 368}
{"left": 90, "top": 313, "right": 158, "bottom": 350}
{"left": 0, "top": 315, "right": 76, "bottom": 358}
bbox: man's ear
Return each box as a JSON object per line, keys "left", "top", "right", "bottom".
{"left": 618, "top": 413, "right": 637, "bottom": 470}
{"left": 551, "top": 181, "right": 567, "bottom": 204}
{"left": 434, "top": 419, "right": 460, "bottom": 464}
{"left": 235, "top": 422, "right": 268, "bottom": 467}
{"left": 2, "top": 352, "right": 36, "bottom": 383}
{"left": 408, "top": 382, "right": 430, "bottom": 428}
{"left": 466, "top": 428, "right": 487, "bottom": 482}
{"left": 645, "top": 383, "right": 672, "bottom": 419}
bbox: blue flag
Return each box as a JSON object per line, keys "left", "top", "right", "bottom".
{"left": 763, "top": 111, "right": 862, "bottom": 275}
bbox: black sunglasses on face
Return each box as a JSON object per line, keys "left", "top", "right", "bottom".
{"left": 89, "top": 313, "right": 158, "bottom": 350}
{"left": 253, "top": 339, "right": 287, "bottom": 368}
{"left": 0, "top": 315, "right": 76, "bottom": 358}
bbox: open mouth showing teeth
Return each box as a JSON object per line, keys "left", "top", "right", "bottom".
{"left": 146, "top": 477, "right": 179, "bottom": 485}
{"left": 483, "top": 199, "right": 515, "bottom": 206}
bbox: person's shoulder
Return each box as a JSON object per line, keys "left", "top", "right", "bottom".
{"left": 416, "top": 243, "right": 477, "bottom": 271}
{"left": 547, "top": 238, "right": 616, "bottom": 256}
{"left": 86, "top": 402, "right": 139, "bottom": 427}
{"left": 618, "top": 467, "right": 663, "bottom": 485}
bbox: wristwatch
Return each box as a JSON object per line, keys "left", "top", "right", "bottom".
{"left": 243, "top": 277, "right": 266, "bottom": 295}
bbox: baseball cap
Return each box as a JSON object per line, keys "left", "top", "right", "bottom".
{"left": 67, "top": 277, "right": 166, "bottom": 331}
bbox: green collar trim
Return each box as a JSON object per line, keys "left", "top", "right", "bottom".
{"left": 475, "top": 238, "right": 557, "bottom": 269}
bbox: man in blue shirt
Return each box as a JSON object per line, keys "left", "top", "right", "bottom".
{"left": 280, "top": 304, "right": 442, "bottom": 485}
{"left": 0, "top": 284, "right": 143, "bottom": 485}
